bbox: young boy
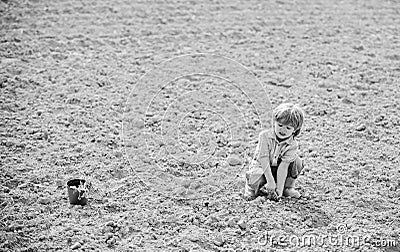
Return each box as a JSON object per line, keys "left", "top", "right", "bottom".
{"left": 244, "top": 103, "right": 305, "bottom": 201}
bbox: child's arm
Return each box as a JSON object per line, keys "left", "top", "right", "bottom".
{"left": 260, "top": 156, "right": 276, "bottom": 189}
{"left": 276, "top": 161, "right": 289, "bottom": 196}
{"left": 258, "top": 132, "right": 276, "bottom": 189}
{"left": 276, "top": 142, "right": 299, "bottom": 196}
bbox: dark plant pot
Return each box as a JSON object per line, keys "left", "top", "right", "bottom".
{"left": 67, "top": 179, "right": 88, "bottom": 206}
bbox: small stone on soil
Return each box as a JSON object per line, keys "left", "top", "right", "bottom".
{"left": 237, "top": 219, "right": 247, "bottom": 230}
{"left": 227, "top": 154, "right": 242, "bottom": 166}
{"left": 105, "top": 221, "right": 115, "bottom": 227}
{"left": 213, "top": 237, "right": 225, "bottom": 246}
{"left": 71, "top": 242, "right": 81, "bottom": 250}
{"left": 227, "top": 217, "right": 238, "bottom": 227}
{"left": 355, "top": 124, "right": 366, "bottom": 131}
{"left": 228, "top": 141, "right": 241, "bottom": 148}
{"left": 188, "top": 235, "right": 200, "bottom": 242}
{"left": 38, "top": 197, "right": 51, "bottom": 204}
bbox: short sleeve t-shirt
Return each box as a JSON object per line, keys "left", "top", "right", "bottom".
{"left": 254, "top": 129, "right": 299, "bottom": 167}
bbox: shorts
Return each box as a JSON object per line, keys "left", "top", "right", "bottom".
{"left": 245, "top": 157, "right": 304, "bottom": 194}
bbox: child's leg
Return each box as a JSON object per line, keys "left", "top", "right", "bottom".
{"left": 283, "top": 178, "right": 300, "bottom": 198}
{"left": 244, "top": 180, "right": 256, "bottom": 200}
{"left": 244, "top": 172, "right": 267, "bottom": 200}
{"left": 283, "top": 157, "right": 304, "bottom": 198}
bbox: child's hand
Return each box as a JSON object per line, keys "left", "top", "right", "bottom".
{"left": 266, "top": 188, "right": 279, "bottom": 202}
{"left": 259, "top": 186, "right": 280, "bottom": 202}
{"left": 264, "top": 188, "right": 280, "bottom": 202}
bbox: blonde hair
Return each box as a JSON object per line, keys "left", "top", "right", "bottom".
{"left": 273, "top": 103, "right": 304, "bottom": 137}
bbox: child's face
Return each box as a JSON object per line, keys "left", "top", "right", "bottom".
{"left": 274, "top": 121, "right": 295, "bottom": 139}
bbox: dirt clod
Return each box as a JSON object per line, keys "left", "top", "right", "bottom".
{"left": 38, "top": 197, "right": 51, "bottom": 205}
{"left": 237, "top": 219, "right": 247, "bottom": 230}
{"left": 227, "top": 155, "right": 242, "bottom": 166}
{"left": 70, "top": 242, "right": 81, "bottom": 250}
{"left": 213, "top": 237, "right": 225, "bottom": 247}
{"left": 355, "top": 124, "right": 367, "bottom": 131}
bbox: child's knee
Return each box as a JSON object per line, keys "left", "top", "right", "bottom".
{"left": 288, "top": 157, "right": 304, "bottom": 179}
{"left": 284, "top": 177, "right": 297, "bottom": 188}
{"left": 246, "top": 171, "right": 266, "bottom": 186}
{"left": 244, "top": 183, "right": 256, "bottom": 197}
{"left": 245, "top": 173, "right": 267, "bottom": 196}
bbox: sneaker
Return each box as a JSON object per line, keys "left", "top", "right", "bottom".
{"left": 283, "top": 188, "right": 301, "bottom": 198}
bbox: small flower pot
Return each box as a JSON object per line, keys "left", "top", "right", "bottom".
{"left": 67, "top": 179, "right": 88, "bottom": 206}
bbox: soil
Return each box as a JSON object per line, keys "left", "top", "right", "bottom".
{"left": 1, "top": 0, "right": 400, "bottom": 251}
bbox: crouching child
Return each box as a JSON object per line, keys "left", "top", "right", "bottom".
{"left": 244, "top": 103, "right": 305, "bottom": 201}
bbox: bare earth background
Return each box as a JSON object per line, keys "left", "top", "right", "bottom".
{"left": 1, "top": 0, "right": 400, "bottom": 251}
